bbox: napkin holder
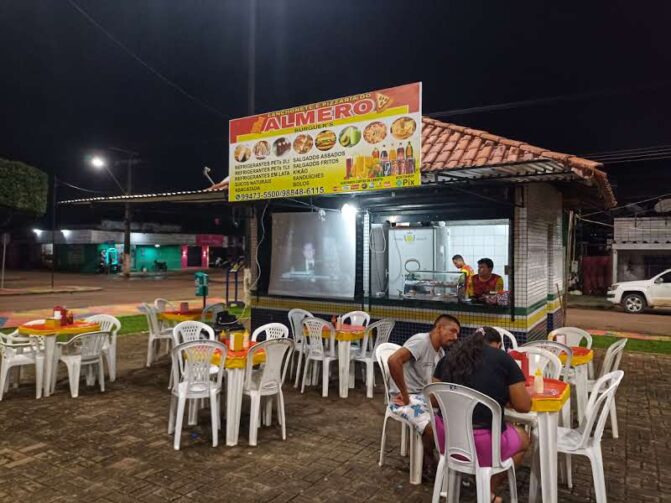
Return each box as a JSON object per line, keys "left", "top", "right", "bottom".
{"left": 179, "top": 302, "right": 189, "bottom": 313}
{"left": 45, "top": 318, "right": 59, "bottom": 329}
{"left": 229, "top": 330, "right": 244, "bottom": 351}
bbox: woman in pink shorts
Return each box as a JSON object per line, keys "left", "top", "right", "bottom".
{"left": 433, "top": 327, "right": 531, "bottom": 502}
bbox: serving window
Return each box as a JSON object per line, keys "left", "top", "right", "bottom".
{"left": 368, "top": 217, "right": 511, "bottom": 307}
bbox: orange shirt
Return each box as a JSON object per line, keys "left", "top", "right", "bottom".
{"left": 459, "top": 264, "right": 474, "bottom": 278}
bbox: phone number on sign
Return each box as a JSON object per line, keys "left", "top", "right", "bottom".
{"left": 234, "top": 187, "right": 325, "bottom": 201}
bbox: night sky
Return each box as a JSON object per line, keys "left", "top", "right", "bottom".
{"left": 1, "top": 0, "right": 670, "bottom": 205}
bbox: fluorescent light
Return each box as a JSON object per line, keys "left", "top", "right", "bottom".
{"left": 61, "top": 229, "right": 71, "bottom": 238}
{"left": 341, "top": 203, "right": 358, "bottom": 218}
{"left": 154, "top": 244, "right": 160, "bottom": 248}
{"left": 33, "top": 228, "right": 42, "bottom": 236}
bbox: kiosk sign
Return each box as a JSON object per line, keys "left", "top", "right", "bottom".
{"left": 228, "top": 82, "right": 422, "bottom": 202}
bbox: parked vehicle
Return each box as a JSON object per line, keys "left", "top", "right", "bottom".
{"left": 607, "top": 268, "right": 671, "bottom": 313}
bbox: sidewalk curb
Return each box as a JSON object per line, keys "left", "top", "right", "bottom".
{"left": 0, "top": 286, "right": 103, "bottom": 296}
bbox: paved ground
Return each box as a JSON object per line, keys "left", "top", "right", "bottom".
{"left": 2, "top": 271, "right": 670, "bottom": 336}
{"left": 0, "top": 333, "right": 668, "bottom": 502}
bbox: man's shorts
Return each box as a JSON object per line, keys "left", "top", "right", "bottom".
{"left": 388, "top": 393, "right": 432, "bottom": 434}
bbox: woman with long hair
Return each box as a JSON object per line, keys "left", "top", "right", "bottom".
{"left": 433, "top": 326, "right": 531, "bottom": 502}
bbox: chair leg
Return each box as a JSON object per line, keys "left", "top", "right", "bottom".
{"left": 301, "top": 359, "right": 310, "bottom": 394}
{"left": 0, "top": 362, "right": 10, "bottom": 401}
{"left": 278, "top": 392, "right": 287, "bottom": 440}
{"left": 322, "top": 359, "right": 329, "bottom": 398}
{"left": 588, "top": 448, "right": 607, "bottom": 503}
{"left": 366, "top": 360, "right": 374, "bottom": 399}
{"left": 98, "top": 360, "right": 105, "bottom": 392}
{"left": 566, "top": 453, "right": 573, "bottom": 488}
{"left": 249, "top": 393, "right": 261, "bottom": 447}
{"left": 476, "top": 468, "right": 492, "bottom": 503}
{"left": 378, "top": 415, "right": 389, "bottom": 466}
{"left": 264, "top": 397, "right": 273, "bottom": 426}
{"left": 400, "top": 423, "right": 408, "bottom": 457}
{"left": 65, "top": 360, "right": 81, "bottom": 398}
{"left": 447, "top": 469, "right": 460, "bottom": 503}
{"left": 609, "top": 398, "right": 619, "bottom": 439}
{"left": 13, "top": 366, "right": 20, "bottom": 388}
{"left": 35, "top": 357, "right": 44, "bottom": 399}
{"left": 294, "top": 350, "right": 304, "bottom": 388}
{"left": 168, "top": 395, "right": 177, "bottom": 434}
{"left": 507, "top": 466, "right": 518, "bottom": 503}
{"left": 146, "top": 336, "right": 154, "bottom": 367}
{"left": 431, "top": 455, "right": 446, "bottom": 503}
{"left": 173, "top": 394, "right": 187, "bottom": 450}
{"left": 210, "top": 389, "right": 219, "bottom": 447}
{"left": 107, "top": 343, "right": 116, "bottom": 382}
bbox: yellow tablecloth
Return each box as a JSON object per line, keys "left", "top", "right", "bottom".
{"left": 528, "top": 378, "right": 570, "bottom": 413}
{"left": 313, "top": 325, "right": 366, "bottom": 342}
{"left": 211, "top": 345, "right": 266, "bottom": 369}
{"left": 159, "top": 309, "right": 203, "bottom": 322}
{"left": 18, "top": 321, "right": 100, "bottom": 337}
{"left": 559, "top": 347, "right": 593, "bottom": 366}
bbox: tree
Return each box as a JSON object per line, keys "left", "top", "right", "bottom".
{"left": 0, "top": 157, "right": 48, "bottom": 227}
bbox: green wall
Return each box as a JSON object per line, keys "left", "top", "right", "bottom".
{"left": 55, "top": 244, "right": 99, "bottom": 273}
{"left": 134, "top": 245, "right": 182, "bottom": 271}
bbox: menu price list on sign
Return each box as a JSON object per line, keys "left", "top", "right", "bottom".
{"left": 228, "top": 82, "right": 422, "bottom": 202}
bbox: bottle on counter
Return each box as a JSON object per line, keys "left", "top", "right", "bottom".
{"left": 533, "top": 368, "right": 544, "bottom": 394}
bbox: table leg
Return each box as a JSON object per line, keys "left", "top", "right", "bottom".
{"left": 42, "top": 337, "right": 56, "bottom": 398}
{"left": 532, "top": 411, "right": 559, "bottom": 503}
{"left": 575, "top": 365, "right": 588, "bottom": 426}
{"left": 225, "top": 368, "right": 245, "bottom": 446}
{"left": 337, "top": 340, "right": 351, "bottom": 398}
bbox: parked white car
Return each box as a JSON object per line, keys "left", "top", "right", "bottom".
{"left": 607, "top": 268, "right": 671, "bottom": 313}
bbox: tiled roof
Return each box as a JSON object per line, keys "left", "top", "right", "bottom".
{"left": 420, "top": 117, "right": 615, "bottom": 206}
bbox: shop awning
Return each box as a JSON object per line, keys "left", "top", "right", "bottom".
{"left": 60, "top": 117, "right": 616, "bottom": 208}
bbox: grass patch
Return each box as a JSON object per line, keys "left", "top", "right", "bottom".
{"left": 117, "top": 305, "right": 248, "bottom": 336}
{"left": 592, "top": 335, "right": 671, "bottom": 355}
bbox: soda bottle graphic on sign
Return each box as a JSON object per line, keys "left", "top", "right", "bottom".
{"left": 405, "top": 142, "right": 415, "bottom": 173}
{"left": 397, "top": 144, "right": 406, "bottom": 174}
{"left": 381, "top": 145, "right": 391, "bottom": 176}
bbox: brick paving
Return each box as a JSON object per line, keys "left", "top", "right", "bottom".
{"left": 0, "top": 334, "right": 668, "bottom": 502}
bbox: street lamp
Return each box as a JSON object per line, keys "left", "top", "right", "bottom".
{"left": 88, "top": 149, "right": 139, "bottom": 278}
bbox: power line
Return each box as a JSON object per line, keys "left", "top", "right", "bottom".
{"left": 58, "top": 179, "right": 108, "bottom": 194}
{"left": 66, "top": 0, "right": 228, "bottom": 120}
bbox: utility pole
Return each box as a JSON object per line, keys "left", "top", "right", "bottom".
{"left": 123, "top": 157, "right": 133, "bottom": 277}
{"left": 51, "top": 174, "right": 57, "bottom": 289}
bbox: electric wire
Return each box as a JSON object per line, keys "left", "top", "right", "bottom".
{"left": 66, "top": 0, "right": 227, "bottom": 120}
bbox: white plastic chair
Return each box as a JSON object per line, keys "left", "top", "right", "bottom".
{"left": 288, "top": 308, "right": 313, "bottom": 388}
{"left": 173, "top": 321, "right": 216, "bottom": 345}
{"left": 154, "top": 298, "right": 177, "bottom": 331}
{"left": 201, "top": 302, "right": 226, "bottom": 323}
{"left": 375, "top": 343, "right": 422, "bottom": 484}
{"left": 243, "top": 338, "right": 294, "bottom": 446}
{"left": 504, "top": 347, "right": 563, "bottom": 428}
{"left": 558, "top": 370, "right": 625, "bottom": 502}
{"left": 492, "top": 326, "right": 518, "bottom": 350}
{"left": 140, "top": 303, "right": 174, "bottom": 367}
{"left": 351, "top": 318, "right": 395, "bottom": 398}
{"left": 168, "top": 340, "right": 227, "bottom": 450}
{"left": 342, "top": 310, "right": 370, "bottom": 327}
{"left": 301, "top": 318, "right": 337, "bottom": 397}
{"left": 523, "top": 340, "right": 572, "bottom": 381}
{"left": 0, "top": 331, "right": 44, "bottom": 400}
{"left": 251, "top": 322, "right": 289, "bottom": 342}
{"left": 424, "top": 382, "right": 518, "bottom": 503}
{"left": 549, "top": 326, "right": 595, "bottom": 378}
{"left": 586, "top": 338, "right": 627, "bottom": 438}
{"left": 55, "top": 331, "right": 108, "bottom": 398}
{"left": 84, "top": 314, "right": 121, "bottom": 382}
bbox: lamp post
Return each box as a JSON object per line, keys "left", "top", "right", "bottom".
{"left": 89, "top": 149, "right": 139, "bottom": 277}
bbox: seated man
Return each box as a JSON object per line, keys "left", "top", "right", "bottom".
{"left": 468, "top": 257, "right": 504, "bottom": 299}
{"left": 387, "top": 314, "right": 461, "bottom": 472}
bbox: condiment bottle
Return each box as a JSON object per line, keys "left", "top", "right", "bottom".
{"left": 242, "top": 330, "right": 250, "bottom": 350}
{"left": 533, "top": 368, "right": 544, "bottom": 394}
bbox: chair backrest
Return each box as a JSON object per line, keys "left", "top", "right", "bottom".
{"left": 154, "top": 298, "right": 176, "bottom": 312}
{"left": 201, "top": 303, "right": 226, "bottom": 323}
{"left": 173, "top": 321, "right": 215, "bottom": 345}
{"left": 375, "top": 342, "right": 401, "bottom": 404}
{"left": 251, "top": 322, "right": 289, "bottom": 342}
{"left": 245, "top": 338, "right": 294, "bottom": 393}
{"left": 548, "top": 327, "right": 593, "bottom": 348}
{"left": 139, "top": 303, "right": 162, "bottom": 336}
{"left": 171, "top": 340, "right": 227, "bottom": 394}
{"left": 424, "top": 382, "right": 506, "bottom": 470}
{"left": 342, "top": 310, "right": 370, "bottom": 327}
{"left": 598, "top": 338, "right": 627, "bottom": 378}
{"left": 492, "top": 326, "right": 518, "bottom": 350}
{"left": 524, "top": 340, "right": 572, "bottom": 380}
{"left": 302, "top": 317, "right": 331, "bottom": 357}
{"left": 576, "top": 370, "right": 624, "bottom": 447}
{"left": 84, "top": 314, "right": 121, "bottom": 336}
{"left": 68, "top": 331, "right": 108, "bottom": 360}
{"left": 288, "top": 308, "right": 313, "bottom": 342}
{"left": 513, "top": 347, "right": 562, "bottom": 379}
{"left": 368, "top": 318, "right": 395, "bottom": 352}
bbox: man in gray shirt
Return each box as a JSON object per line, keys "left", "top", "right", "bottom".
{"left": 387, "top": 314, "right": 461, "bottom": 473}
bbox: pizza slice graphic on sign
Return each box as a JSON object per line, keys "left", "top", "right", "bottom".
{"left": 375, "top": 92, "right": 393, "bottom": 112}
